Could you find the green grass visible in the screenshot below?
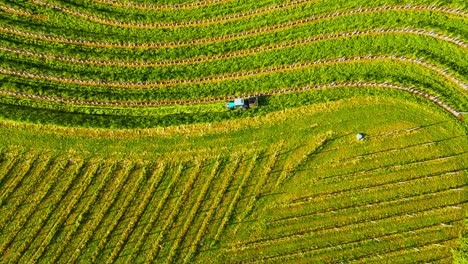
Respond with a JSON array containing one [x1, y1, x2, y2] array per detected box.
[[0, 98, 466, 263]]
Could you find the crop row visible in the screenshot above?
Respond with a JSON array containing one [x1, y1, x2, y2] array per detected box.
[[297, 146, 468, 185], [183, 157, 241, 263], [88, 166, 146, 263], [276, 223, 462, 263], [145, 163, 201, 263], [231, 147, 282, 237], [105, 164, 164, 263], [67, 161, 135, 263], [287, 140, 467, 203], [161, 161, 216, 263], [17, 161, 101, 263], [0, 154, 55, 235], [45, 161, 116, 263], [0, 4, 45, 20], [212, 154, 260, 244], [352, 235, 458, 263], [0, 153, 38, 207], [33, 0, 289, 27], [267, 181, 466, 237], [1, 55, 465, 91], [162, 159, 224, 264], [1, 32, 465, 102], [274, 169, 466, 228], [0, 85, 462, 130], [0, 81, 462, 122], [244, 168, 466, 241], [0, 149, 23, 193], [32, 0, 317, 29], [123, 164, 181, 263], [89, 0, 230, 10], [228, 206, 464, 262], [295, 159, 466, 204], [0, 159, 85, 262], [1, 5, 466, 49], [274, 137, 330, 187], [87, 164, 142, 262], [1, 28, 464, 69], [291, 170, 465, 213]]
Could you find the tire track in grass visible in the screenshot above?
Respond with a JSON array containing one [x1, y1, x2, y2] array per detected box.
[[32, 0, 320, 29], [89, 0, 231, 10], [0, 5, 465, 48], [1, 28, 464, 67], [0, 56, 465, 91]]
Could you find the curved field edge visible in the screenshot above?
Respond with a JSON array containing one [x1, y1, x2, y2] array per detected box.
[[0, 97, 466, 263]]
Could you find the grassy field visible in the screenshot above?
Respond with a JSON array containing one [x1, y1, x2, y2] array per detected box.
[[0, 0, 467, 262]]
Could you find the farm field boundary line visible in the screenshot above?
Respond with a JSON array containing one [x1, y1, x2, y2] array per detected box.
[[0, 81, 462, 118], [0, 55, 465, 90], [32, 0, 321, 29], [89, 0, 231, 10], [0, 28, 465, 67], [1, 5, 466, 48]]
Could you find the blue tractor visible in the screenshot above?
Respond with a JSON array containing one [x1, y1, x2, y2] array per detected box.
[[226, 97, 258, 110]]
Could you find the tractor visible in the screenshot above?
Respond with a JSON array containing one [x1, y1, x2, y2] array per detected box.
[[226, 96, 258, 110]]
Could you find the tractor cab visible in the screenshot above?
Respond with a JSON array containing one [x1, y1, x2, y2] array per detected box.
[[226, 97, 258, 110]]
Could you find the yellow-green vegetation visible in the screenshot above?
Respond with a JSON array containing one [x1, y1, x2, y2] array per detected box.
[[0, 98, 467, 263], [0, 0, 467, 262]]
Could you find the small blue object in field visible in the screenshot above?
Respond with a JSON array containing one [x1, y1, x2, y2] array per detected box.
[[356, 133, 365, 140]]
